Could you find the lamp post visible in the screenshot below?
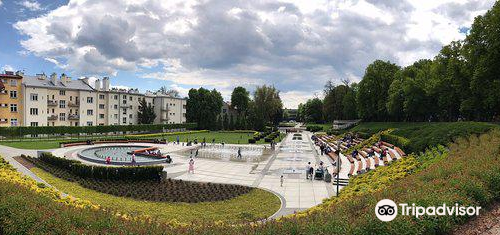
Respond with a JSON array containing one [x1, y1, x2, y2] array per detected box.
[[335, 148, 341, 197]]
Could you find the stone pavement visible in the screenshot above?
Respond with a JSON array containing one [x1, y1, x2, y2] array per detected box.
[[0, 130, 337, 218]]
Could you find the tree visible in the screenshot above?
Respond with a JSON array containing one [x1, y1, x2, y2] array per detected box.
[[186, 88, 223, 130], [231, 87, 250, 115], [303, 98, 324, 123], [158, 86, 180, 98], [137, 99, 156, 124], [252, 85, 283, 130], [357, 60, 400, 121]]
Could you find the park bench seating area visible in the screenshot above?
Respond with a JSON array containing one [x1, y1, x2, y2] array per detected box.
[[313, 134, 406, 178]]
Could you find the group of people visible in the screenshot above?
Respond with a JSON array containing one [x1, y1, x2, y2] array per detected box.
[[305, 161, 326, 180]]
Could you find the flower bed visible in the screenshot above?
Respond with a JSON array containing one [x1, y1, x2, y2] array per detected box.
[[25, 154, 253, 203]]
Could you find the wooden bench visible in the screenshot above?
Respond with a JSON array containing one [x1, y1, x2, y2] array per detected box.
[[357, 160, 363, 174], [381, 141, 394, 148], [348, 163, 355, 177], [359, 151, 372, 171], [394, 146, 406, 156]]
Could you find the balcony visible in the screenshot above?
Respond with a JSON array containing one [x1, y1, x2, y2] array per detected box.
[[47, 115, 57, 120], [68, 114, 79, 120], [47, 100, 57, 106], [68, 102, 79, 107]]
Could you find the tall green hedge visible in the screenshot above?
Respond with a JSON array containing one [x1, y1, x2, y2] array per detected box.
[[38, 153, 163, 181], [0, 123, 196, 138]]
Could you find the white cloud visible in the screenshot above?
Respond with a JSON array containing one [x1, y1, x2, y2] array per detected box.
[[0, 0, 3, 7], [13, 0, 497, 108], [20, 0, 42, 11], [2, 65, 14, 72]]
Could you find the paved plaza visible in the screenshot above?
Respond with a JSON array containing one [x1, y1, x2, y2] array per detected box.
[[1, 130, 341, 218]]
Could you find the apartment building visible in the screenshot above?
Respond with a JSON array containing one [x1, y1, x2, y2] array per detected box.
[[153, 93, 187, 124], [0, 71, 23, 127], [17, 72, 186, 127], [23, 73, 98, 127]]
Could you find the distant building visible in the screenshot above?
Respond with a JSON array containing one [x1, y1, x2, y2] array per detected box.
[[1, 70, 187, 127], [0, 71, 23, 127], [220, 101, 237, 118]]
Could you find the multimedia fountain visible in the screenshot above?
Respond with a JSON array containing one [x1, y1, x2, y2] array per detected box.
[[180, 144, 271, 162], [78, 145, 168, 165]]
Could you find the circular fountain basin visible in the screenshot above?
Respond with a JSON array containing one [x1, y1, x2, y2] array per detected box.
[[78, 145, 168, 165]]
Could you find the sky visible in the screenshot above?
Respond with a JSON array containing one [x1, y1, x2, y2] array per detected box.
[[0, 0, 496, 108]]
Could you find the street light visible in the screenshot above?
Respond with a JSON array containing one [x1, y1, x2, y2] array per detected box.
[[335, 148, 341, 197]]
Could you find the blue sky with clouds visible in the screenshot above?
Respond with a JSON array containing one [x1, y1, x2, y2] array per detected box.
[[0, 0, 496, 108]]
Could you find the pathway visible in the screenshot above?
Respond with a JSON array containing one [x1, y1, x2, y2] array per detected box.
[[0, 131, 335, 219]]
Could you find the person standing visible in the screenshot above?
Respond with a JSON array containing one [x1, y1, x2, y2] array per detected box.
[[176, 135, 180, 145], [131, 153, 136, 165], [305, 162, 311, 179], [188, 157, 195, 174], [280, 175, 284, 187]]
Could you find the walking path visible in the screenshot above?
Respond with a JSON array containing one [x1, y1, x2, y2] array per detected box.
[[0, 130, 335, 218]]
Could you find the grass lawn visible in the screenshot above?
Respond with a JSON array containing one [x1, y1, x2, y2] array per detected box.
[[306, 123, 332, 131], [0, 131, 286, 150], [31, 167, 281, 223], [0, 141, 62, 150]]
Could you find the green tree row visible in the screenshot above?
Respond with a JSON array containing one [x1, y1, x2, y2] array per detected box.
[[186, 85, 283, 131]]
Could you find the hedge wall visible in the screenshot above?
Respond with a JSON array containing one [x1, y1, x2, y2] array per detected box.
[[38, 153, 163, 181], [0, 123, 197, 138]]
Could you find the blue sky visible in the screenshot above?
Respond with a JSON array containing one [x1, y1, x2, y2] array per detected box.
[[0, 0, 496, 108]]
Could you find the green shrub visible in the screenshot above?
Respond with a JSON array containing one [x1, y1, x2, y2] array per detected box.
[[0, 123, 197, 138], [248, 138, 256, 144], [37, 153, 162, 181]]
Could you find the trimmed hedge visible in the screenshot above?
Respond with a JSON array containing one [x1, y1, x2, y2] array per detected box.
[[0, 123, 197, 138], [38, 153, 163, 181], [306, 125, 323, 132]]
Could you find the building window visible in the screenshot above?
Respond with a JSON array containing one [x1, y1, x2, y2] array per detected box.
[[59, 90, 66, 96], [9, 91, 17, 99], [87, 97, 93, 103], [114, 104, 118, 109], [30, 93, 38, 101], [59, 100, 66, 108], [99, 114, 105, 119], [59, 113, 66, 121], [87, 121, 93, 126], [129, 114, 133, 118], [114, 114, 118, 119], [87, 109, 94, 116], [10, 104, 17, 112], [30, 122, 38, 127], [122, 117, 126, 124], [10, 118, 18, 126], [122, 109, 126, 115], [99, 94, 105, 99], [129, 96, 133, 101], [114, 95, 118, 100], [99, 104, 105, 109], [10, 79, 17, 86], [30, 108, 38, 115], [122, 99, 127, 105]]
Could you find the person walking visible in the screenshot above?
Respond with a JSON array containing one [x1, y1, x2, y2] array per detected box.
[[188, 157, 195, 174], [305, 162, 311, 179], [280, 175, 284, 187], [237, 147, 242, 158], [309, 165, 314, 181]]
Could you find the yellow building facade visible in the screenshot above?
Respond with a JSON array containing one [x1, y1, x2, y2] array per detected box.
[[0, 72, 23, 127]]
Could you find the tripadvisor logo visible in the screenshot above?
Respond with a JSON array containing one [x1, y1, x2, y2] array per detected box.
[[375, 199, 481, 222]]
